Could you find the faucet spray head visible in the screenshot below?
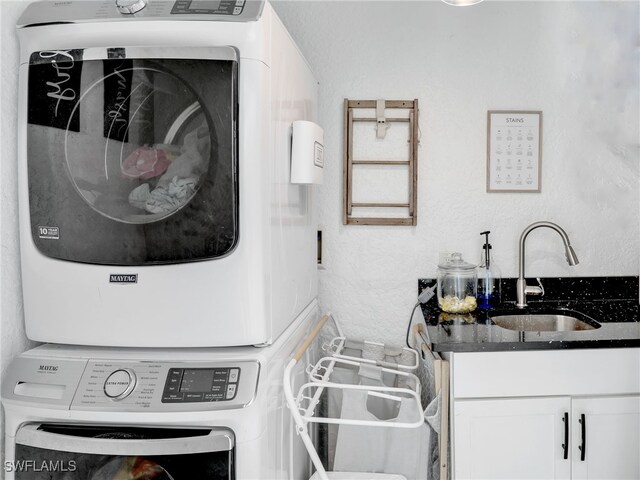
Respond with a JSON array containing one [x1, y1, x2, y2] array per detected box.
[[565, 245, 579, 266]]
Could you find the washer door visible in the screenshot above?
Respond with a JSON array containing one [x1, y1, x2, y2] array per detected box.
[[12, 424, 234, 479], [26, 47, 238, 265]]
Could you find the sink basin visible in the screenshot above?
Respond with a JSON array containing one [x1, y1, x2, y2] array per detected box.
[[491, 314, 600, 332]]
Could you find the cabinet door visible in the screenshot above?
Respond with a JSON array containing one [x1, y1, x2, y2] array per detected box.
[[454, 397, 571, 480], [572, 395, 640, 479]]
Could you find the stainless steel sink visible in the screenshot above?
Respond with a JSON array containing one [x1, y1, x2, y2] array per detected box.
[[491, 314, 600, 332]]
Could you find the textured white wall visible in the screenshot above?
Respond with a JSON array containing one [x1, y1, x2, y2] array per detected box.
[[272, 0, 640, 344], [1, 0, 35, 468], [0, 1, 638, 385]]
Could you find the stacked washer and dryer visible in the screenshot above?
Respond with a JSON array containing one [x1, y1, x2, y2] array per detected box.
[[2, 1, 322, 478]]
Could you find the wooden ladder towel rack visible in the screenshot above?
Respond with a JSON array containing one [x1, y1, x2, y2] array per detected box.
[[343, 98, 419, 226]]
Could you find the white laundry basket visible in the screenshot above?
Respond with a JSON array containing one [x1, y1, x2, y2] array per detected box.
[[284, 315, 441, 480]]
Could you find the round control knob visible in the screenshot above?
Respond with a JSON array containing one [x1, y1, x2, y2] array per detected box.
[[115, 0, 148, 15], [104, 369, 136, 400]]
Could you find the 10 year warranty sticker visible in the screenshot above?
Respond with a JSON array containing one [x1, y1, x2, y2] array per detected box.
[[38, 226, 59, 240]]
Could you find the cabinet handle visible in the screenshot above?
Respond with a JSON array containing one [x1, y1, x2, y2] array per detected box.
[[579, 413, 586, 461], [562, 412, 569, 460]]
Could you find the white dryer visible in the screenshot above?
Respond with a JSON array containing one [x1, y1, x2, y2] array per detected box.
[[16, 0, 320, 347], [1, 302, 320, 480]]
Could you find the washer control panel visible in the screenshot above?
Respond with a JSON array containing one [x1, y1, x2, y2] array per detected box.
[[71, 360, 259, 412]]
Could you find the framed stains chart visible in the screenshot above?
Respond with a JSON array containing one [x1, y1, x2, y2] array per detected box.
[[487, 111, 542, 192]]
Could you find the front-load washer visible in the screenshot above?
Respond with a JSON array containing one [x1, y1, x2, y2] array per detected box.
[[16, 0, 319, 347], [1, 302, 321, 480]]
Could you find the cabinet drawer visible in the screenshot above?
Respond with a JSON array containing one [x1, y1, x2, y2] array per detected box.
[[451, 348, 640, 399]]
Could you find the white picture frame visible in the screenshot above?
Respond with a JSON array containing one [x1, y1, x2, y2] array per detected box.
[[487, 110, 542, 193]]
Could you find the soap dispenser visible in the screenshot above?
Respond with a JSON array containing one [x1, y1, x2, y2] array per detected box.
[[478, 231, 501, 309]]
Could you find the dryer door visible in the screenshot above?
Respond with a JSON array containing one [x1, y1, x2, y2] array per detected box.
[[26, 47, 238, 265]]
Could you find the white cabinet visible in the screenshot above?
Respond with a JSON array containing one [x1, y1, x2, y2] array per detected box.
[[572, 396, 640, 479], [448, 348, 640, 480], [454, 395, 640, 480], [454, 396, 571, 479]]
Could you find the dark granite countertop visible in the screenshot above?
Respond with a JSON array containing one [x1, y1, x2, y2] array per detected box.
[[418, 276, 640, 353]]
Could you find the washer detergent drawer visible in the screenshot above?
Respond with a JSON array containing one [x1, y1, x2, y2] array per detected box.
[[10, 423, 234, 479]]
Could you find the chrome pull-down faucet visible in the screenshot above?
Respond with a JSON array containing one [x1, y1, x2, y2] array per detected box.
[[516, 221, 579, 308]]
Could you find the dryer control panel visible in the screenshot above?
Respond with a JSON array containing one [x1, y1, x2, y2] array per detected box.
[[171, 1, 249, 16], [17, 0, 265, 28]]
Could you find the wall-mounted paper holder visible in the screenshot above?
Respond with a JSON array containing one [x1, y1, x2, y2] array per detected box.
[[291, 120, 324, 184]]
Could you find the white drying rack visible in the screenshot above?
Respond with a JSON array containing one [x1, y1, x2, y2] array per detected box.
[[284, 315, 427, 480], [322, 313, 420, 372], [301, 356, 424, 428]]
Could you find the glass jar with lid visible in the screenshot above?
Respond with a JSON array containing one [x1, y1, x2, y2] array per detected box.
[[437, 252, 478, 313]]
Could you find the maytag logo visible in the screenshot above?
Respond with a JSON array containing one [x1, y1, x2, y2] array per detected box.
[[109, 274, 138, 284], [39, 365, 58, 372]]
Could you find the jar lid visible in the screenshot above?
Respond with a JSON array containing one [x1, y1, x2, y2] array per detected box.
[[438, 252, 477, 271]]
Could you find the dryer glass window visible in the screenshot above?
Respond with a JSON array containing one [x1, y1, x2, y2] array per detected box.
[[26, 49, 238, 265]]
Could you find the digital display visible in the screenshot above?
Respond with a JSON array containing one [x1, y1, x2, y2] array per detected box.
[[190, 1, 222, 9], [171, 0, 244, 15], [179, 369, 216, 392], [162, 367, 240, 403]]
